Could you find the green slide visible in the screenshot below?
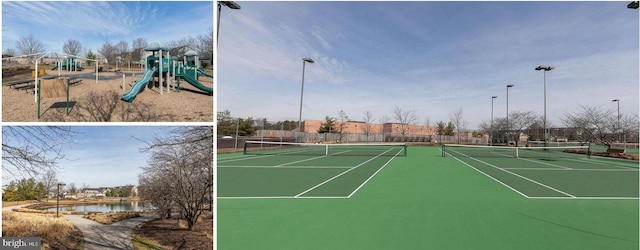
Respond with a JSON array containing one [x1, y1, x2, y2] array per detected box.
[[121, 68, 156, 103], [178, 73, 213, 95], [197, 67, 213, 78]]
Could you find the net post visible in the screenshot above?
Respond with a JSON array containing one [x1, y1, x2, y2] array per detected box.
[[516, 147, 519, 158], [441, 144, 445, 157], [325, 144, 329, 156], [242, 141, 247, 155], [587, 142, 591, 159], [403, 143, 407, 156]]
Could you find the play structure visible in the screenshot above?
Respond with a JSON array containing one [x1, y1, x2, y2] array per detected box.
[[52, 55, 83, 71], [121, 43, 213, 103]]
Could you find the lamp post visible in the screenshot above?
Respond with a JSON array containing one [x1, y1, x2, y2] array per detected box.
[[506, 84, 514, 145], [628, 1, 639, 9], [535, 65, 554, 147], [297, 57, 314, 142], [491, 96, 498, 146], [56, 182, 66, 217], [612, 99, 620, 142], [217, 1, 241, 46]]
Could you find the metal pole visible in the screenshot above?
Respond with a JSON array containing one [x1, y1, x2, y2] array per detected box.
[[298, 60, 306, 142], [543, 70, 547, 147], [491, 96, 497, 146], [56, 184, 60, 217]]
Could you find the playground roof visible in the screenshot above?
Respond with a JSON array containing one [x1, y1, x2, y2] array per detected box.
[[145, 41, 169, 51], [184, 50, 198, 57]]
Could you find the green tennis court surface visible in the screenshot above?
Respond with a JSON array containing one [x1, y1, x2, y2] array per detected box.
[[218, 146, 639, 249]]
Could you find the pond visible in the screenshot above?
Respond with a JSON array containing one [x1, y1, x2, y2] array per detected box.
[[45, 201, 149, 212]]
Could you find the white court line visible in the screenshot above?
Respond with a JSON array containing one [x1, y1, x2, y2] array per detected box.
[[294, 148, 395, 197], [528, 196, 638, 200], [347, 148, 404, 198], [444, 150, 530, 198], [448, 148, 576, 198], [518, 157, 572, 170], [217, 165, 353, 169], [217, 154, 276, 163], [218, 196, 349, 199], [566, 157, 638, 170], [274, 150, 353, 167], [502, 168, 638, 172]]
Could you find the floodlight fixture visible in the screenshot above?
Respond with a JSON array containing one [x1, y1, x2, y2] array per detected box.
[[535, 65, 555, 71], [303, 58, 315, 63], [220, 1, 241, 9], [628, 1, 639, 9]]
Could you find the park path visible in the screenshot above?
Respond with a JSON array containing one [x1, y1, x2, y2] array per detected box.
[[64, 214, 156, 250]]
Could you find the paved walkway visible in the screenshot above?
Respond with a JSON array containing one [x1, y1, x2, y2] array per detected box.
[[64, 214, 156, 250]]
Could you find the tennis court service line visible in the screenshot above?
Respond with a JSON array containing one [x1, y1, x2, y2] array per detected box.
[[347, 148, 403, 198], [294, 148, 395, 198], [274, 150, 355, 167], [217, 165, 353, 169], [448, 148, 577, 198], [217, 154, 276, 163], [517, 157, 573, 170]]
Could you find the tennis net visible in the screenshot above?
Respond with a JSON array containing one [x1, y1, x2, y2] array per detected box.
[[243, 141, 407, 156], [442, 144, 590, 159]]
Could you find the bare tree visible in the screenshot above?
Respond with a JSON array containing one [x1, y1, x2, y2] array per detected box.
[[98, 40, 117, 66], [62, 39, 83, 55], [67, 183, 77, 196], [563, 105, 617, 146], [115, 40, 129, 57], [131, 38, 148, 62], [38, 170, 58, 202], [196, 27, 214, 61], [392, 107, 419, 142], [2, 127, 76, 179], [362, 110, 375, 142], [337, 110, 349, 142], [509, 110, 539, 146], [3, 48, 17, 57], [138, 127, 213, 230], [449, 107, 466, 144], [16, 35, 44, 56]]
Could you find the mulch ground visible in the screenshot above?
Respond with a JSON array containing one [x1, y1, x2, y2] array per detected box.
[[133, 216, 213, 250]]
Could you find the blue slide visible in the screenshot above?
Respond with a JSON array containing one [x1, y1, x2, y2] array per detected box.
[[121, 68, 156, 103]]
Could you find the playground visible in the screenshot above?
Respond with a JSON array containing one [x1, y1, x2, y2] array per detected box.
[[2, 48, 213, 122]]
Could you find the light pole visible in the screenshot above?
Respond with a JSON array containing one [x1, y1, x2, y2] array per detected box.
[[506, 84, 514, 145], [612, 99, 620, 142], [297, 57, 314, 142], [217, 1, 241, 46], [491, 96, 498, 146], [628, 1, 639, 9], [56, 182, 66, 217], [535, 65, 554, 146]]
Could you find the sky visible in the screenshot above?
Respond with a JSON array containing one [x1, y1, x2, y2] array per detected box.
[[2, 1, 213, 56], [218, 1, 639, 130], [3, 126, 176, 188]]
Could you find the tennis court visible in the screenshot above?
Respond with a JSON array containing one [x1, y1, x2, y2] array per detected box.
[[218, 145, 639, 250], [218, 142, 407, 198], [443, 144, 639, 199]]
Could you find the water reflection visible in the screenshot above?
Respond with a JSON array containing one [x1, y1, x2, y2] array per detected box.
[[46, 201, 149, 212]]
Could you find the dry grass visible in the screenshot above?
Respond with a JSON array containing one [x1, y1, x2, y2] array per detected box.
[[2, 211, 83, 249], [12, 207, 84, 215], [83, 211, 141, 225]]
